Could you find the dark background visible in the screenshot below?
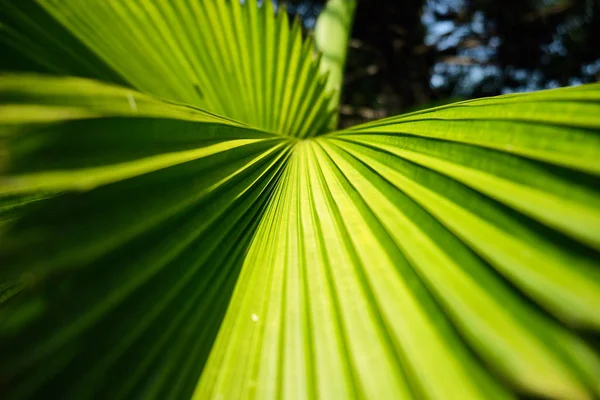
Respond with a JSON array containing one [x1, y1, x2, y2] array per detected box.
[[284, 0, 600, 127]]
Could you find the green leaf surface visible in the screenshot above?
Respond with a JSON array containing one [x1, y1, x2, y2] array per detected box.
[[2, 75, 599, 400], [1, 0, 336, 137], [0, 0, 126, 83], [1, 1, 600, 400], [0, 75, 293, 399]]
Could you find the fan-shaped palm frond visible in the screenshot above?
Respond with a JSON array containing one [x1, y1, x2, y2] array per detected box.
[[1, 1, 599, 399]]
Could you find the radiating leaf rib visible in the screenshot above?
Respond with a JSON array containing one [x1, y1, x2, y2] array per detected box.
[[276, 16, 305, 135], [334, 137, 600, 327], [281, 36, 316, 136], [1, 2, 600, 400], [270, 3, 291, 133], [0, 280, 23, 304], [309, 140, 513, 400], [0, 0, 125, 83], [358, 84, 600, 124], [194, 83, 599, 399], [1, 0, 336, 136], [0, 74, 294, 399], [320, 138, 599, 396], [0, 192, 56, 224], [0, 75, 286, 196], [246, 0, 263, 128], [0, 74, 243, 126], [1, 140, 288, 281], [260, 0, 275, 131], [190, 0, 243, 119], [1, 139, 284, 194], [2, 174, 279, 398], [196, 142, 410, 400], [339, 136, 600, 248], [343, 84, 600, 173], [196, 140, 517, 400], [82, 155, 289, 400]]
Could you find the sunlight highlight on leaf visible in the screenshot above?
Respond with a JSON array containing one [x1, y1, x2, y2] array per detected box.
[[0, 1, 599, 400], [2, 0, 336, 137]]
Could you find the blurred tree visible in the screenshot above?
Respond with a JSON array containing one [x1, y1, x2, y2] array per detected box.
[[284, 0, 600, 127]]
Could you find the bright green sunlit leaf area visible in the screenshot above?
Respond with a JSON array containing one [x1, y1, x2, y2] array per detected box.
[[0, 1, 599, 399]]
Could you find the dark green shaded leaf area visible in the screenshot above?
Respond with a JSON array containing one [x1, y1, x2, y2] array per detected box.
[[0, 1, 126, 83], [1, 1, 600, 400], [0, 76, 292, 400]]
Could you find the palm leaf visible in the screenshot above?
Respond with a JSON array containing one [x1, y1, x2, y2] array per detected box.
[[1, 1, 599, 400], [196, 86, 600, 400], [1, 0, 336, 137], [0, 75, 291, 399], [0, 1, 126, 83]]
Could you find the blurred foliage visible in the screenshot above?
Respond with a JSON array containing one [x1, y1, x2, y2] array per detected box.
[[283, 0, 600, 127]]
